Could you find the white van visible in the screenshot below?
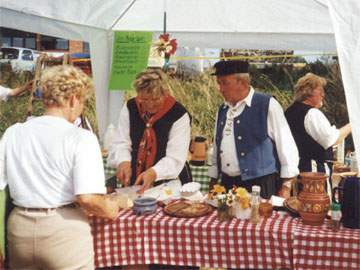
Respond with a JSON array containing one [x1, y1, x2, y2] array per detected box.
[[0, 47, 39, 72]]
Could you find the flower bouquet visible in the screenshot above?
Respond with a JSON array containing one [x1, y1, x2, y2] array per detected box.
[[209, 184, 235, 221], [231, 187, 251, 220], [152, 33, 177, 70]]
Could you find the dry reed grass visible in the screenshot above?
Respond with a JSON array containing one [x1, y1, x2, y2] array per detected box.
[[1, 63, 348, 145]]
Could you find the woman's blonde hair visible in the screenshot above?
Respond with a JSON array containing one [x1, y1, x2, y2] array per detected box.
[[294, 73, 327, 102], [40, 65, 93, 107], [133, 68, 169, 96]]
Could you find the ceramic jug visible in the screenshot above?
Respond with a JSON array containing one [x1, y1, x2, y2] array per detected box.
[[298, 172, 330, 225]]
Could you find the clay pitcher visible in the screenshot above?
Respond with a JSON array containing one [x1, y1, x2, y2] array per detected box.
[[190, 136, 207, 164], [298, 172, 330, 225]]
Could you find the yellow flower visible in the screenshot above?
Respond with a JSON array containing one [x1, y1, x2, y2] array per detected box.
[[212, 184, 226, 194], [238, 197, 250, 209], [235, 187, 248, 198]]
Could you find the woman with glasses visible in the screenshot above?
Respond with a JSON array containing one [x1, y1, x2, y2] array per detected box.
[[285, 73, 351, 195], [108, 68, 192, 194]]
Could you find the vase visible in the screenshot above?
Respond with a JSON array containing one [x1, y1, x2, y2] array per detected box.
[[298, 172, 330, 225], [217, 203, 232, 222], [231, 202, 251, 220]]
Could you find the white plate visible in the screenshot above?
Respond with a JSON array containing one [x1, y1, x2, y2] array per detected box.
[[115, 185, 142, 201], [143, 179, 182, 201], [204, 198, 218, 208], [181, 191, 204, 202]]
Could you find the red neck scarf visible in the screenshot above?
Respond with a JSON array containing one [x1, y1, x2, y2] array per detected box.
[[135, 95, 176, 177]]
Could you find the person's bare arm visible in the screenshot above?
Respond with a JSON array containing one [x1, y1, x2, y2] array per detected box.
[[76, 194, 122, 219], [335, 123, 351, 145], [9, 80, 33, 97]]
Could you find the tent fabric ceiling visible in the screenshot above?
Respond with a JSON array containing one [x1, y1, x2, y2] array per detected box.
[[2, 0, 333, 34], [1, 0, 336, 51], [0, 0, 135, 30], [114, 0, 333, 34], [113, 0, 337, 50]]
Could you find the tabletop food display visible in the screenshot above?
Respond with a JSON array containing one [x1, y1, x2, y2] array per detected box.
[[90, 167, 360, 270]]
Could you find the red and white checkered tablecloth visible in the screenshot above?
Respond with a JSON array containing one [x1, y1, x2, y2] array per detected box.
[[293, 219, 360, 270], [91, 209, 295, 269]]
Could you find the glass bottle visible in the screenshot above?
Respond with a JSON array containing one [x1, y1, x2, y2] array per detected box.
[[330, 203, 341, 231], [250, 185, 261, 224]]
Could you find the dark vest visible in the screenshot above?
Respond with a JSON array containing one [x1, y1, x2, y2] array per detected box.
[[127, 98, 190, 184], [285, 101, 333, 172], [215, 92, 279, 181]]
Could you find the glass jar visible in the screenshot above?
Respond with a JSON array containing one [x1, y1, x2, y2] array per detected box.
[[217, 203, 232, 222], [330, 202, 342, 231]]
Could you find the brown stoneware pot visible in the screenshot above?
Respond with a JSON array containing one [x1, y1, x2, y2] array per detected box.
[[298, 172, 330, 225], [190, 136, 207, 162]]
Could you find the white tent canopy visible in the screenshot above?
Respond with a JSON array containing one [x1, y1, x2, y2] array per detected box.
[[114, 0, 336, 51], [1, 0, 360, 163]]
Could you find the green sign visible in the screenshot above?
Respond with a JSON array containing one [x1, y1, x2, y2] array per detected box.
[[109, 31, 153, 90]]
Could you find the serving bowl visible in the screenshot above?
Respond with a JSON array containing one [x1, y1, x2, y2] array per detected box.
[[133, 197, 157, 215]]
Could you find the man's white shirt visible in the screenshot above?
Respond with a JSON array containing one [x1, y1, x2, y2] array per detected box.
[[208, 87, 299, 178]]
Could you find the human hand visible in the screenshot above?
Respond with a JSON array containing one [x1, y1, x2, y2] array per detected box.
[[278, 177, 298, 198], [76, 194, 121, 220], [10, 80, 34, 97], [116, 161, 132, 186], [134, 168, 157, 194], [105, 195, 122, 220], [277, 185, 291, 199]]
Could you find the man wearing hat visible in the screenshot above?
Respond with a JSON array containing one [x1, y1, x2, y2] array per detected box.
[[208, 60, 299, 199]]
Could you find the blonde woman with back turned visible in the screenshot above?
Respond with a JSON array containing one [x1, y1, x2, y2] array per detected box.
[[0, 65, 122, 269]]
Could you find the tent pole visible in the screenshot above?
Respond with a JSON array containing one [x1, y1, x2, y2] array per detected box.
[[109, 0, 137, 31], [163, 0, 167, 34]]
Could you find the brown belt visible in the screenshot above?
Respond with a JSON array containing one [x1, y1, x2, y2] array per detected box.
[[16, 203, 77, 212]]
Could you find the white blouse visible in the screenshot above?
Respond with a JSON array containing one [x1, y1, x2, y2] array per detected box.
[[304, 108, 339, 149], [107, 104, 191, 181]]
